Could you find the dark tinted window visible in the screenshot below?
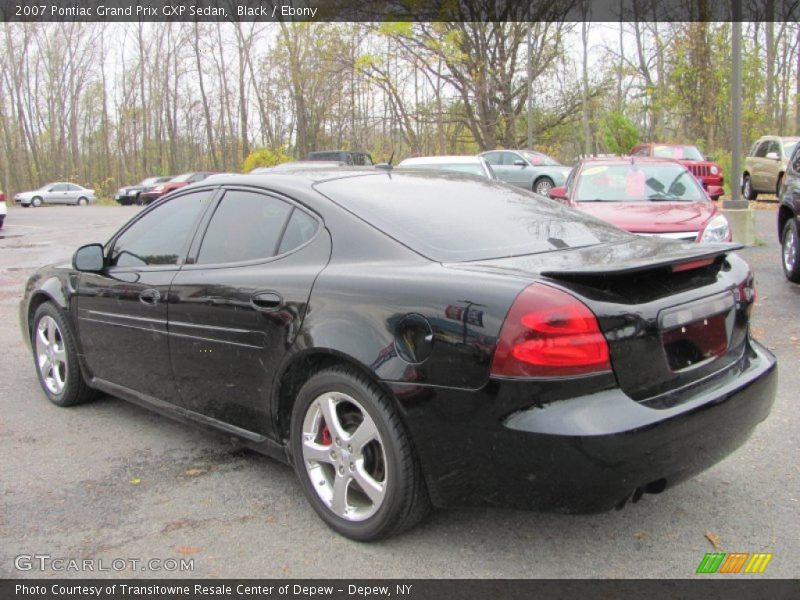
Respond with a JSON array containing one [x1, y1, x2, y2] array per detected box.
[[791, 145, 800, 173], [111, 191, 208, 267], [755, 141, 770, 158], [197, 190, 292, 264], [317, 173, 628, 262], [278, 209, 319, 254]]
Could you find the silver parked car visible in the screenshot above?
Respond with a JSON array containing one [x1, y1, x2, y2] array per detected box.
[[14, 182, 96, 207], [479, 149, 571, 195], [397, 155, 496, 179]]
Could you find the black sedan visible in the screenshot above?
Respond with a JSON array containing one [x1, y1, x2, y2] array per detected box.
[[19, 169, 777, 541], [114, 176, 173, 206]]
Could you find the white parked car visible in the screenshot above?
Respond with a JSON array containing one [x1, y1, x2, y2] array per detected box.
[[398, 155, 497, 179], [14, 183, 96, 207]]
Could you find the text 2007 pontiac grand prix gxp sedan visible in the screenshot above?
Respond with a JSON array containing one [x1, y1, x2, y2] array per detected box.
[[20, 169, 777, 541]]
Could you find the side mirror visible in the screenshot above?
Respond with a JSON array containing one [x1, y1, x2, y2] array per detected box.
[[706, 185, 724, 201], [705, 156, 715, 162], [548, 186, 569, 201], [766, 151, 780, 160], [73, 243, 105, 272], [513, 159, 526, 167]]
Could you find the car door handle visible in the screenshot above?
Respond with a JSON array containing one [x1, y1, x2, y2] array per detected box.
[[139, 289, 161, 305], [251, 291, 283, 312]]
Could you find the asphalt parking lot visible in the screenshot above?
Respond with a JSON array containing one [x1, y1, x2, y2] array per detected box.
[[0, 204, 798, 579]]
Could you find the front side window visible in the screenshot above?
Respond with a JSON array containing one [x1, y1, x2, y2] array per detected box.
[[197, 190, 293, 264], [755, 141, 770, 158], [110, 191, 208, 268], [51, 184, 68, 192]]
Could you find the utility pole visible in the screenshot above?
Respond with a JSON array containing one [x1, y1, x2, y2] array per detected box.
[[527, 21, 533, 149], [722, 0, 756, 243]]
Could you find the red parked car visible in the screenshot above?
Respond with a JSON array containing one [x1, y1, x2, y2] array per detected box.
[[630, 143, 723, 190], [137, 172, 216, 205], [548, 157, 731, 243]]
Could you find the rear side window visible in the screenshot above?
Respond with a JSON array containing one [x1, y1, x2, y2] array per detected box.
[[197, 190, 293, 264], [278, 209, 319, 254], [482, 152, 502, 166]]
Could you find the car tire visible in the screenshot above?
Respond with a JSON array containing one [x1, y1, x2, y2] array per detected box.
[[31, 303, 96, 407], [31, 196, 43, 207], [290, 367, 430, 541], [742, 175, 757, 201], [533, 177, 555, 196], [0, 216, 4, 228], [77, 197, 88, 206], [782, 218, 800, 283]]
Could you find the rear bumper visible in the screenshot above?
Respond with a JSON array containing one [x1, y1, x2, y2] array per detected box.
[[393, 339, 776, 512]]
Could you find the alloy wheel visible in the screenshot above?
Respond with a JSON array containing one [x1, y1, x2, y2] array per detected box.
[[35, 315, 67, 395], [784, 227, 798, 273], [301, 391, 387, 522], [535, 179, 553, 196]]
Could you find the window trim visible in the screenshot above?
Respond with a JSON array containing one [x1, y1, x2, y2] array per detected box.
[[104, 187, 220, 272], [182, 185, 324, 271]]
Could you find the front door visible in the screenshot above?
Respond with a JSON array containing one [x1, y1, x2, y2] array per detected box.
[[167, 187, 331, 437], [76, 190, 213, 401]]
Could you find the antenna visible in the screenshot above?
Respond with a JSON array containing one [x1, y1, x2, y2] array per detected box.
[[376, 151, 395, 170]]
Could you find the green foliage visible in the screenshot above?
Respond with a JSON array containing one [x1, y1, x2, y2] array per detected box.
[[599, 112, 640, 155], [242, 148, 291, 173]]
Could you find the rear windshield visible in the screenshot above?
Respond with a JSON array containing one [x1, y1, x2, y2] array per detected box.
[[316, 172, 628, 262]]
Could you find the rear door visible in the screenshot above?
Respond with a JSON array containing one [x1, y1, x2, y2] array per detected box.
[[167, 187, 331, 437], [76, 190, 213, 401]]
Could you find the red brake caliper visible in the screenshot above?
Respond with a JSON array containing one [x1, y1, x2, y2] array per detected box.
[[321, 423, 332, 446]]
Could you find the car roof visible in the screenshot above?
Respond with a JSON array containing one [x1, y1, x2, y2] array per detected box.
[[399, 156, 485, 165], [757, 135, 800, 142]]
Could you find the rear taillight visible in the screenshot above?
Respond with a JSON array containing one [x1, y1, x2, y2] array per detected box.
[[491, 283, 611, 378]]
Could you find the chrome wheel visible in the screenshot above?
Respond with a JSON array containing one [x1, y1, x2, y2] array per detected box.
[[35, 315, 67, 395], [301, 391, 386, 522], [784, 226, 798, 273], [534, 178, 553, 196]]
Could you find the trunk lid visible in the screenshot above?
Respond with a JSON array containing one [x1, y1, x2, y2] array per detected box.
[[447, 237, 753, 405]]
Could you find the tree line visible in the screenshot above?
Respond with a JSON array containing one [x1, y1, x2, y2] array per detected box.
[[1, 6, 799, 197]]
